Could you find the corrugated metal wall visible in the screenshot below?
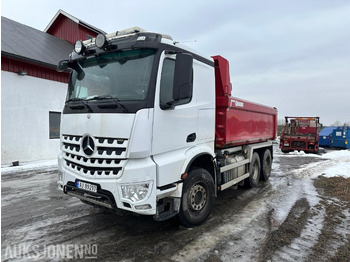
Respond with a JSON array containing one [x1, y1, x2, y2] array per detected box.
[[1, 56, 69, 83]]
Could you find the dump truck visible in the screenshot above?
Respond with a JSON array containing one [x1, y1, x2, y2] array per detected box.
[[57, 27, 277, 226], [280, 116, 321, 153]]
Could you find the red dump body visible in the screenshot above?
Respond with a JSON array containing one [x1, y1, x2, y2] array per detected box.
[[212, 55, 277, 148]]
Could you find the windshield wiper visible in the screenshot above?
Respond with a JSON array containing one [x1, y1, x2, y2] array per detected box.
[[66, 98, 92, 112], [86, 95, 129, 113], [66, 98, 85, 103]]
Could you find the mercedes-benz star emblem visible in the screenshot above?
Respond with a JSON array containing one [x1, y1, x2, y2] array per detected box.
[[82, 135, 95, 156]]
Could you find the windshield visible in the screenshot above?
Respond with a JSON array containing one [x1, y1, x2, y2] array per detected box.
[[67, 49, 156, 101]]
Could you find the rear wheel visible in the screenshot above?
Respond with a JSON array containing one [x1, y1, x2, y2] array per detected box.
[[261, 149, 272, 181], [245, 152, 261, 188], [179, 168, 215, 227]]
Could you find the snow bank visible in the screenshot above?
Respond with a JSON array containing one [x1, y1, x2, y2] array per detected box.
[[322, 162, 350, 178], [1, 159, 57, 174], [285, 150, 306, 156], [321, 150, 350, 178], [280, 149, 350, 179], [321, 150, 350, 160]]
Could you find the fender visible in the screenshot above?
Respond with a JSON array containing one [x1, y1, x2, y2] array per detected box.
[[182, 144, 218, 197], [246, 141, 273, 160], [167, 144, 216, 199], [182, 144, 216, 174]]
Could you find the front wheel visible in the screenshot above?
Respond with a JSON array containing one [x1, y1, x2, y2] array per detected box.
[[179, 168, 215, 227]]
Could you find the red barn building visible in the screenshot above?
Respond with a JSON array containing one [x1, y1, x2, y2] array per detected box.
[[45, 9, 106, 44], [1, 10, 105, 165]]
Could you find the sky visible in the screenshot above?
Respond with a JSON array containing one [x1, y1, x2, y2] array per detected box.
[[1, 0, 350, 125]]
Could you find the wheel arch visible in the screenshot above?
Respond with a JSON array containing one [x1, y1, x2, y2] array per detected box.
[[246, 142, 273, 161], [185, 153, 216, 177], [257, 145, 273, 161], [182, 149, 217, 196]]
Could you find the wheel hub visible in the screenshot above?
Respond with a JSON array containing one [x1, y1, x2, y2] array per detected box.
[[189, 184, 207, 211]]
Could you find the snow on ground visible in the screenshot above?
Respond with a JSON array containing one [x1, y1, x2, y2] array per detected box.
[[320, 150, 350, 178], [1, 159, 57, 174], [270, 148, 350, 233], [322, 161, 350, 178], [1, 147, 349, 261], [281, 149, 350, 179]]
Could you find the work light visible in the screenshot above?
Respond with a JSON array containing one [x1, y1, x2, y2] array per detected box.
[[95, 34, 107, 49], [74, 40, 86, 55]]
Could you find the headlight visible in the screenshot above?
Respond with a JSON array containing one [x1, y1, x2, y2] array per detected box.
[[121, 182, 151, 202]]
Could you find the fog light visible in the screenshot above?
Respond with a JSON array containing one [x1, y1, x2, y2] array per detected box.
[[135, 204, 152, 210], [121, 182, 151, 202]]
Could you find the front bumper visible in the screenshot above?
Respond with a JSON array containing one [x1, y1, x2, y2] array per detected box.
[[58, 155, 157, 215], [279, 138, 318, 152]]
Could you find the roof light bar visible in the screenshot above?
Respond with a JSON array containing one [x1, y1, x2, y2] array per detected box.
[[74, 27, 174, 54]]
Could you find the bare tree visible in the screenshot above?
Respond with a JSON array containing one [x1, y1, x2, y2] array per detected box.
[[331, 121, 342, 126]]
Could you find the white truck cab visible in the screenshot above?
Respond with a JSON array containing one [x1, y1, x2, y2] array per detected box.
[[57, 27, 216, 226]]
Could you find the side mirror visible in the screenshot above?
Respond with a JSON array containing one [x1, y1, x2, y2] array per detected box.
[[173, 53, 193, 101], [56, 60, 69, 72], [57, 60, 85, 81]]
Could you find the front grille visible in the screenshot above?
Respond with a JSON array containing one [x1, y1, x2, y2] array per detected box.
[[62, 134, 127, 177], [291, 141, 306, 149]]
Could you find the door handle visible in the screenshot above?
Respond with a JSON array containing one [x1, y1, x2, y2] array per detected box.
[[187, 133, 196, 143]]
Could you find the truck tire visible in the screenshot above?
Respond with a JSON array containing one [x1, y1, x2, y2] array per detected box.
[[245, 152, 261, 188], [261, 149, 272, 181], [179, 168, 215, 227]]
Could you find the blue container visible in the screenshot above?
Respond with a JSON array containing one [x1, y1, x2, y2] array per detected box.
[[332, 127, 350, 149], [319, 127, 337, 147]]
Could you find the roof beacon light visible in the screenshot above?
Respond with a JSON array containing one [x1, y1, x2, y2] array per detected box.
[[96, 33, 107, 49], [74, 40, 86, 55]]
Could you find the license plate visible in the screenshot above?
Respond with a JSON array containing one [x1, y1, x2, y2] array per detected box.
[[76, 180, 97, 193]]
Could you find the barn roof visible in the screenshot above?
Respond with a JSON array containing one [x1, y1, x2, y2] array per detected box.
[[44, 9, 106, 35], [1, 16, 73, 68]]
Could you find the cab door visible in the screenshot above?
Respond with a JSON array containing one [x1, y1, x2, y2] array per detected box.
[[152, 52, 198, 186], [152, 51, 215, 187], [152, 52, 197, 155]]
